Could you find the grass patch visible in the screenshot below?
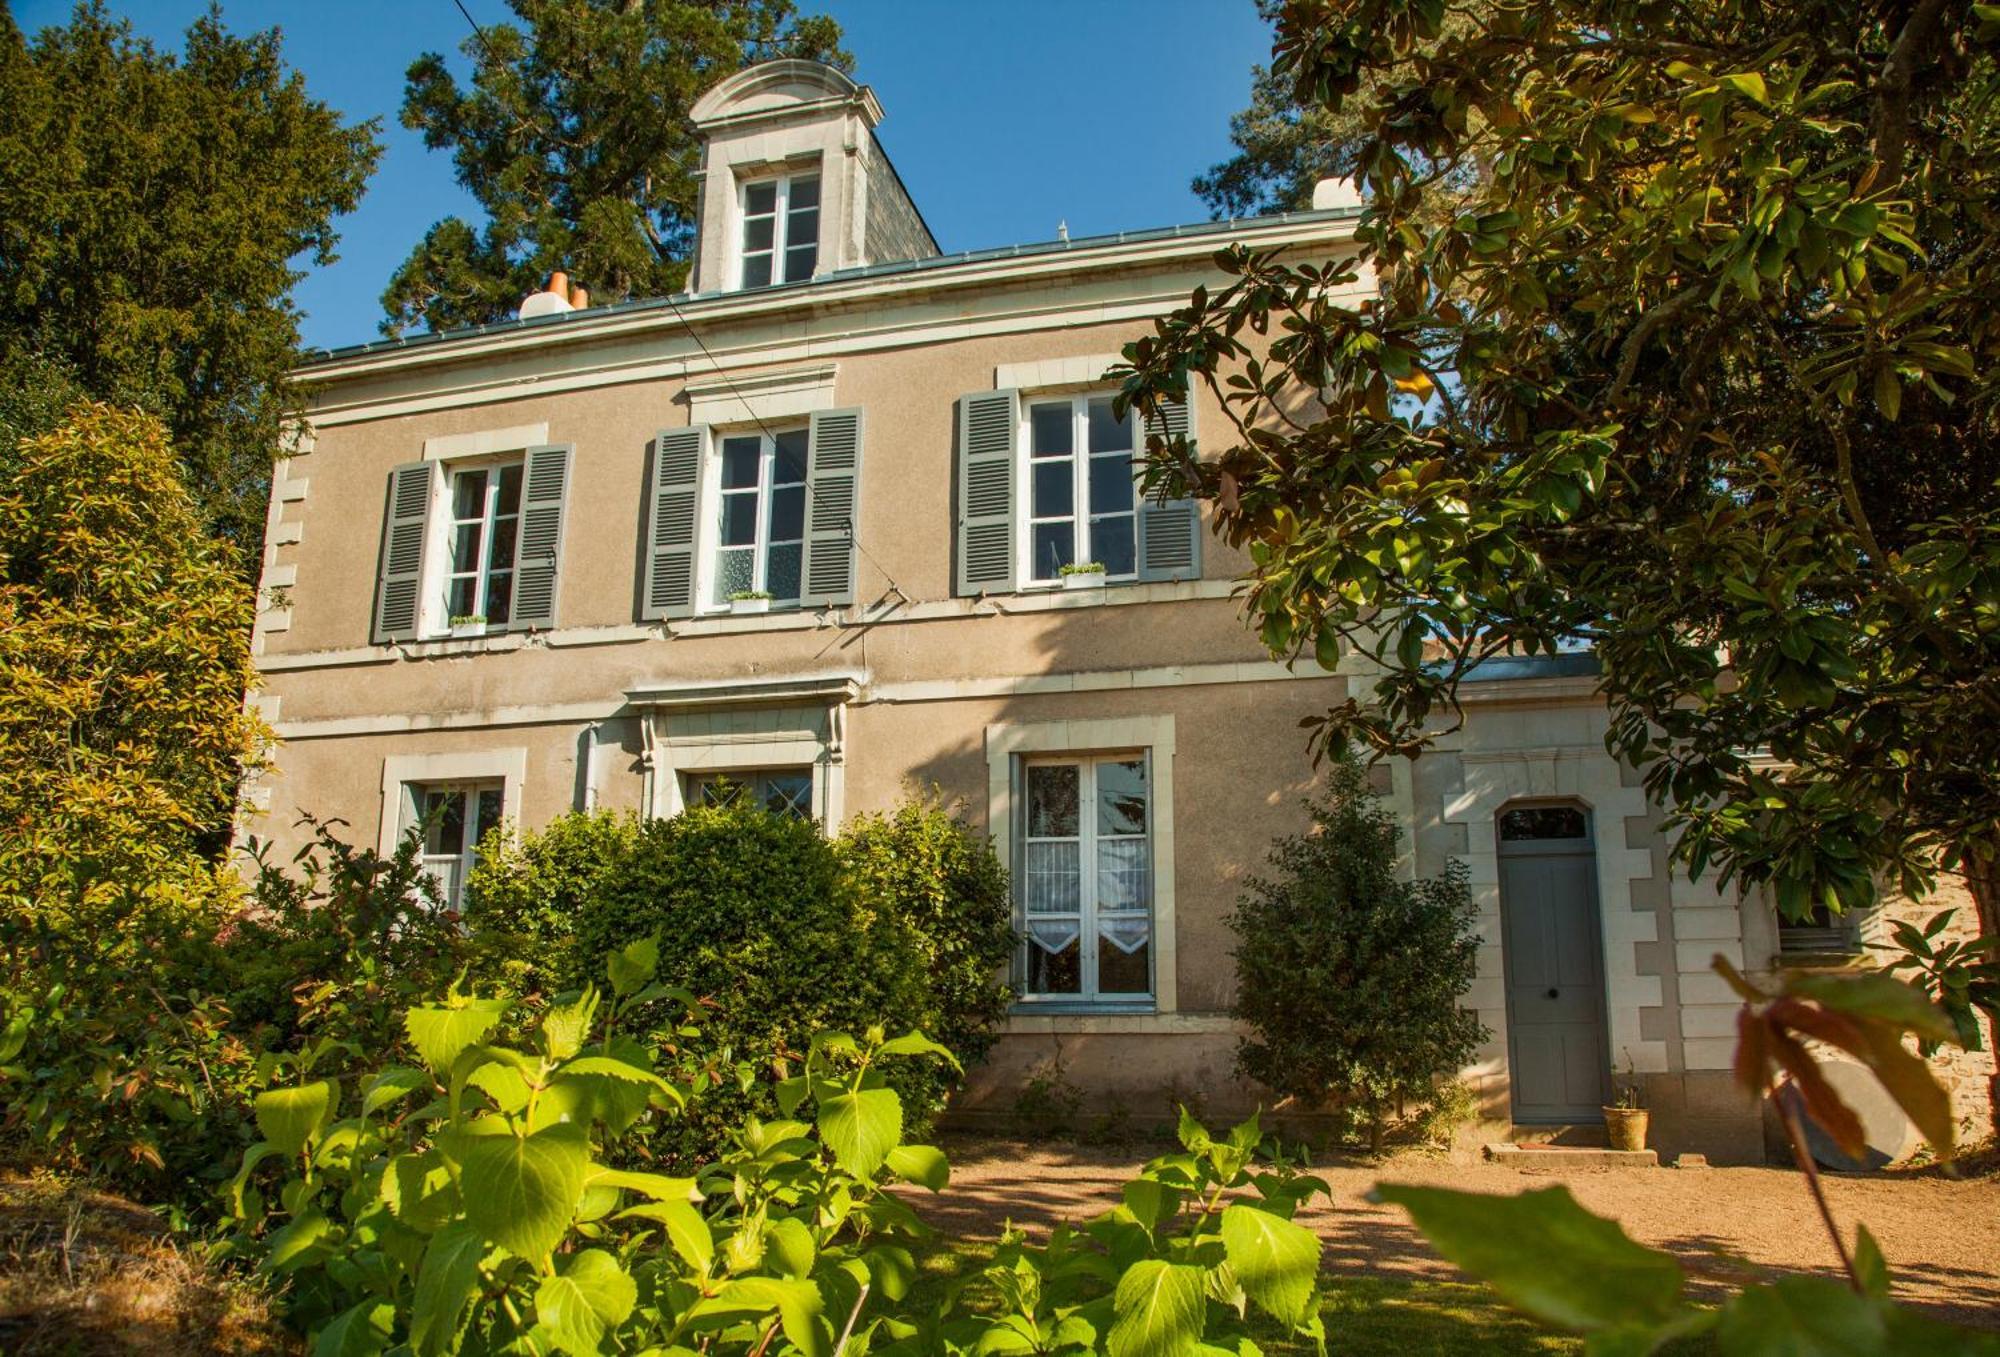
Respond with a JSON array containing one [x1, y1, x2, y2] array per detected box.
[[0, 1172, 290, 1355]]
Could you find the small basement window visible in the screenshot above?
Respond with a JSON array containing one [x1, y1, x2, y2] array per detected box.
[[1777, 903, 1862, 957]]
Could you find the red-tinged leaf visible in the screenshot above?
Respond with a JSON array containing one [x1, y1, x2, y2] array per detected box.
[[1853, 1024, 1955, 1161], [1765, 997, 1869, 1059], [1784, 971, 1955, 1047], [1712, 954, 1764, 1002], [1770, 1033, 1867, 1160], [1734, 1007, 1773, 1098]]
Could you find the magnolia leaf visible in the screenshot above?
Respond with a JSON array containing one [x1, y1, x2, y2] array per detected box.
[[256, 1080, 338, 1157], [1783, 971, 1955, 1046], [1108, 1259, 1207, 1357], [535, 1249, 636, 1356], [458, 1125, 591, 1268], [818, 1084, 902, 1178], [405, 1000, 508, 1075], [885, 1143, 950, 1192], [1373, 1185, 1686, 1333], [618, 1199, 713, 1271], [1219, 1204, 1320, 1325], [312, 1298, 395, 1357], [410, 1222, 486, 1356]]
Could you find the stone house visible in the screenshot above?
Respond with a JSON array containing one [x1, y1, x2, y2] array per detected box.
[[245, 59, 1991, 1162]]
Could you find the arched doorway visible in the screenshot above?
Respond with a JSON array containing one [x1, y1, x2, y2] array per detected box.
[[1498, 801, 1613, 1123]]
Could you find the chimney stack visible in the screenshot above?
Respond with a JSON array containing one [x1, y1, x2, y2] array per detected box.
[[517, 269, 578, 320]]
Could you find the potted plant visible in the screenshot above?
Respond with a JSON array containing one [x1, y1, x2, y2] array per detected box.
[[728, 590, 773, 615], [448, 613, 487, 638], [1603, 1059, 1648, 1151], [1059, 561, 1108, 591]]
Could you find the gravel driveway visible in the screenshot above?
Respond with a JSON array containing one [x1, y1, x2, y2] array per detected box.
[[924, 1137, 2000, 1328]]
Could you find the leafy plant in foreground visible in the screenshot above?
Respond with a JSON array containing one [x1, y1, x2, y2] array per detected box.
[[220, 937, 959, 1355], [910, 1111, 1331, 1357]]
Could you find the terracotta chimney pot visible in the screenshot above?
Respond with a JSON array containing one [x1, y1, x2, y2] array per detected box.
[[547, 269, 569, 297], [568, 285, 589, 310]]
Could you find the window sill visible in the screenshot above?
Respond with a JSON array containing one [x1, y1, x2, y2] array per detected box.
[[398, 631, 528, 657], [1011, 1000, 1156, 1015], [1004, 1009, 1240, 1036], [674, 608, 827, 638]]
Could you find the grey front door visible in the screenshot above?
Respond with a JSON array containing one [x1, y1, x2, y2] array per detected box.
[[1498, 806, 1611, 1122]]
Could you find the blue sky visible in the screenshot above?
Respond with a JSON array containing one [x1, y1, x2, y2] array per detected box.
[[14, 1, 1276, 351]]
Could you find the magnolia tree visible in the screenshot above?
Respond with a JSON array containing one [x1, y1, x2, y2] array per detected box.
[[1120, 1, 2000, 1102]]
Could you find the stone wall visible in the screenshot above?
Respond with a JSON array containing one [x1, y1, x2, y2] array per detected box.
[[862, 138, 937, 268]]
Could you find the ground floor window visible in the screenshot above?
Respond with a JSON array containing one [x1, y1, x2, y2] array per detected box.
[[411, 780, 503, 909], [684, 767, 814, 820], [1019, 752, 1153, 1001]]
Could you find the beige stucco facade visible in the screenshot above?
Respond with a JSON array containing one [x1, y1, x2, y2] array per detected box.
[[248, 61, 1989, 1163]]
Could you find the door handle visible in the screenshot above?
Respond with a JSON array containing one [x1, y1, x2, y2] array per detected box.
[[1546, 987, 1560, 1000]]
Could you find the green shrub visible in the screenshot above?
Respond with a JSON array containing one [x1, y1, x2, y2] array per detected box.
[[1230, 752, 1486, 1148], [0, 817, 475, 1215], [837, 794, 1016, 1070], [572, 801, 935, 1162], [464, 807, 637, 995]]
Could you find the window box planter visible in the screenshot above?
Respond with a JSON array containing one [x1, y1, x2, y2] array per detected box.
[[1060, 565, 1108, 592], [729, 594, 773, 616], [448, 616, 488, 639]]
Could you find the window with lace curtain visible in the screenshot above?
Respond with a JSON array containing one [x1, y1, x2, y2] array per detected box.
[[1019, 753, 1153, 1002]]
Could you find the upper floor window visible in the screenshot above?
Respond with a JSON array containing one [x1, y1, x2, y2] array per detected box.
[[1020, 753, 1154, 1002], [1026, 395, 1139, 583], [741, 173, 820, 288], [714, 428, 807, 606], [444, 460, 523, 629]]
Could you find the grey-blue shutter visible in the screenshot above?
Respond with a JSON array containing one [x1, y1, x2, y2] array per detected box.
[[1138, 388, 1202, 582], [509, 444, 571, 630], [802, 407, 862, 607], [955, 389, 1018, 595], [372, 461, 433, 644], [643, 425, 708, 620]]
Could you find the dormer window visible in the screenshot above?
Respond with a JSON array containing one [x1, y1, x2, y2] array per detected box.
[[741, 172, 820, 287]]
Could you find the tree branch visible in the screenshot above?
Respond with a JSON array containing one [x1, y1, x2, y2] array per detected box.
[[1868, 0, 1952, 189], [1605, 288, 1704, 407]]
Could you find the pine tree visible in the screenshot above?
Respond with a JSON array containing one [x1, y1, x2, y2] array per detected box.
[[382, 0, 847, 336]]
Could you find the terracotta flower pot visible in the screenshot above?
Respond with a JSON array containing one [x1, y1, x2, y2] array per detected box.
[[1603, 1106, 1649, 1151]]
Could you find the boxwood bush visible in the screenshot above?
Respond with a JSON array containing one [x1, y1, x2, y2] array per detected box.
[[468, 795, 1016, 1163]]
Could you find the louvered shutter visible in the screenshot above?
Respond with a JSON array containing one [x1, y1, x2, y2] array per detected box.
[[642, 425, 708, 620], [508, 444, 571, 630], [1138, 387, 1203, 582], [372, 461, 434, 644], [801, 407, 862, 607], [955, 389, 1018, 595]]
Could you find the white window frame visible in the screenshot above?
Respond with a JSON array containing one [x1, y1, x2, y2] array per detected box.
[[1017, 752, 1156, 1004], [407, 780, 504, 909], [737, 169, 822, 289], [987, 715, 1178, 1014], [413, 424, 550, 640], [1016, 391, 1141, 586], [437, 456, 524, 634], [701, 425, 808, 610], [377, 749, 529, 904]]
